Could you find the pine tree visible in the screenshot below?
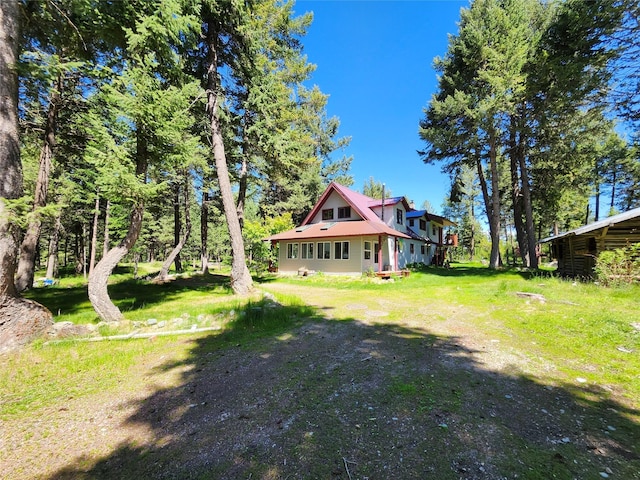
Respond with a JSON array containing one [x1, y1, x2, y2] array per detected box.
[[0, 0, 52, 352]]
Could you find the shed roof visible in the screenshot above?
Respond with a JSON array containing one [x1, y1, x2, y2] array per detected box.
[[539, 207, 640, 243]]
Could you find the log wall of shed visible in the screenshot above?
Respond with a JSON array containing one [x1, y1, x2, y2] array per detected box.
[[554, 217, 640, 278]]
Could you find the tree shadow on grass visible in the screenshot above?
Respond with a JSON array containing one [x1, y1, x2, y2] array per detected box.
[[416, 263, 539, 280], [24, 272, 233, 321], [43, 296, 640, 480]]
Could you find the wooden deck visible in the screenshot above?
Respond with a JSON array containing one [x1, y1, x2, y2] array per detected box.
[[375, 269, 411, 279]]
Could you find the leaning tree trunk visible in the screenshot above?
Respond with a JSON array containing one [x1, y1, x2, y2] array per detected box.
[[15, 72, 61, 292], [88, 204, 144, 322], [206, 19, 252, 295], [0, 0, 52, 353], [156, 177, 192, 282], [87, 134, 148, 322]]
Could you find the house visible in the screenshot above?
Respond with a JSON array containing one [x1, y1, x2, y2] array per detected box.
[[267, 182, 456, 275], [539, 207, 640, 277]]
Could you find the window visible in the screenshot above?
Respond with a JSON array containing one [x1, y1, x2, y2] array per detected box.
[[374, 242, 379, 263], [364, 241, 371, 260], [419, 219, 426, 231], [410, 243, 415, 254], [421, 245, 425, 255], [301, 242, 314, 259], [338, 206, 351, 219], [396, 208, 403, 225], [322, 208, 334, 220], [287, 243, 299, 259], [334, 241, 349, 260], [409, 219, 414, 227], [432, 225, 437, 236], [317, 242, 331, 259]]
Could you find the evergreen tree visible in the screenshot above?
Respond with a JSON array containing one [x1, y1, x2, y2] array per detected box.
[[87, 0, 201, 321], [0, 0, 52, 352], [362, 176, 389, 199]]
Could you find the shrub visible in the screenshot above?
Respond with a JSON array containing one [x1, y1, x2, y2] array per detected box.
[[594, 242, 640, 286]]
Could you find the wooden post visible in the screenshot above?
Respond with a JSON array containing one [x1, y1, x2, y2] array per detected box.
[[394, 237, 399, 271], [569, 237, 575, 277]]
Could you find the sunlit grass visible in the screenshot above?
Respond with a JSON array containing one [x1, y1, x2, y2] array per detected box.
[[13, 262, 640, 419]]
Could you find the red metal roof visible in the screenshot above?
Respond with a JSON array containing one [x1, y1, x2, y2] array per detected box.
[[268, 220, 412, 241], [301, 182, 383, 225]]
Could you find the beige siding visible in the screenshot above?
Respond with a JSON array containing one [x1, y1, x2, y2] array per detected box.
[[309, 191, 363, 224], [278, 236, 366, 274]]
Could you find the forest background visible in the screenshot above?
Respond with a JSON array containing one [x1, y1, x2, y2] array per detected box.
[[0, 0, 639, 337]]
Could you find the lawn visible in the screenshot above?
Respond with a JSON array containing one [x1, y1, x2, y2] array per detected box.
[[1, 264, 639, 479]]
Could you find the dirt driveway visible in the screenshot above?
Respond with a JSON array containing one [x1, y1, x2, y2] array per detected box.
[[2, 283, 638, 479]]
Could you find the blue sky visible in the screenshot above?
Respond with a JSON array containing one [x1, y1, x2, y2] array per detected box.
[[294, 0, 468, 213]]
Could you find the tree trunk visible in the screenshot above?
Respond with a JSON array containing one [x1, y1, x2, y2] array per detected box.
[[469, 201, 476, 261], [88, 203, 145, 322], [87, 131, 148, 322], [103, 199, 110, 258], [45, 209, 62, 279], [517, 139, 538, 269], [206, 19, 252, 295], [508, 119, 529, 266], [0, 0, 52, 353], [88, 191, 100, 275], [173, 183, 182, 272], [237, 116, 249, 231], [488, 125, 501, 269], [15, 72, 61, 291], [201, 190, 209, 274], [156, 176, 191, 282]]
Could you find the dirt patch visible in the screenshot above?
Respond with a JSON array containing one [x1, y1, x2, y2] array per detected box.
[[2, 283, 639, 479]]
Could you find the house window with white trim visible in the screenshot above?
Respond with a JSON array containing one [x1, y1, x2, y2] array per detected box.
[[419, 219, 426, 231], [364, 241, 371, 260], [421, 245, 425, 255], [287, 243, 299, 259], [317, 242, 331, 259], [338, 206, 351, 219], [301, 242, 314, 259], [334, 241, 349, 260], [396, 208, 403, 225], [374, 242, 379, 263], [432, 225, 437, 235], [410, 243, 415, 254], [322, 208, 334, 220]]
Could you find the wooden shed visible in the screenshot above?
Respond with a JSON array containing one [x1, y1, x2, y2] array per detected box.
[[539, 207, 640, 278]]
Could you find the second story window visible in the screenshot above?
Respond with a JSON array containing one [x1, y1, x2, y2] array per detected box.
[[396, 208, 403, 225], [419, 219, 426, 231], [322, 208, 334, 221], [338, 206, 351, 219]]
